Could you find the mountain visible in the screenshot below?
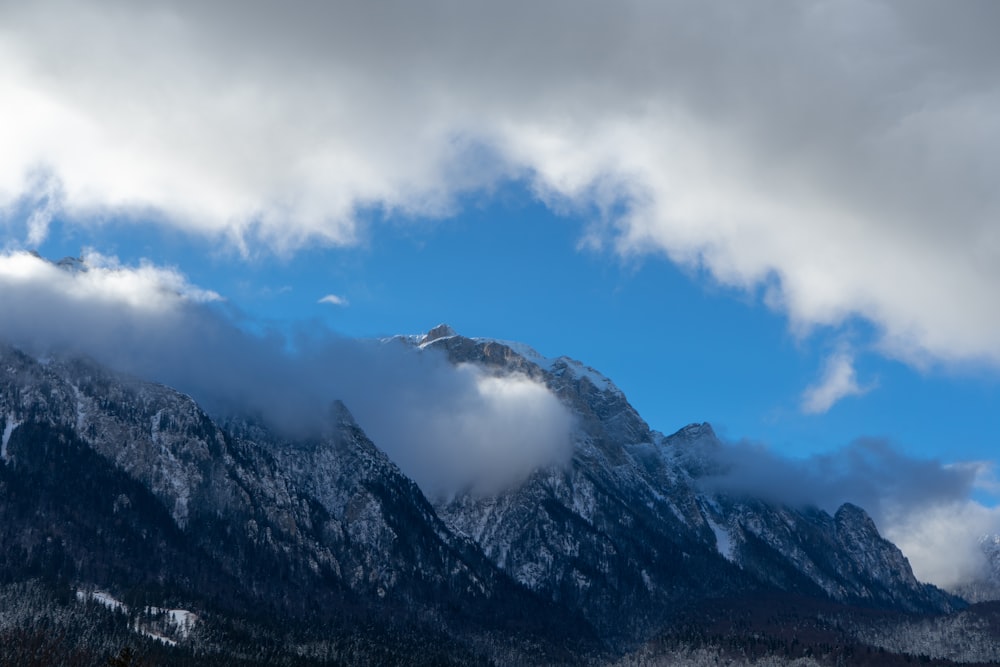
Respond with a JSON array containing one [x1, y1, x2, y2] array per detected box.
[[418, 330, 958, 647], [0, 342, 589, 664], [0, 328, 972, 664]]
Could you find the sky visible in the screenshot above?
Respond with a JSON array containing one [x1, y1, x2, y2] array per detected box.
[[2, 1, 1000, 587]]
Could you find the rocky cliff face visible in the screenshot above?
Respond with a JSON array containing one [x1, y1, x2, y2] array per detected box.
[[0, 343, 582, 656]]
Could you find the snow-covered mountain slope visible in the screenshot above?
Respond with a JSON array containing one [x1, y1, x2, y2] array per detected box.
[[420, 329, 958, 642], [224, 402, 566, 624], [0, 343, 587, 656], [0, 329, 963, 659]]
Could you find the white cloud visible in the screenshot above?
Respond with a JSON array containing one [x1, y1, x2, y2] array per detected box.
[[801, 349, 873, 414], [883, 500, 1000, 590], [1, 2, 999, 366], [318, 294, 348, 307], [0, 249, 219, 317]]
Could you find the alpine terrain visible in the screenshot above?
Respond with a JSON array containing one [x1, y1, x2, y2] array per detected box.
[[1, 324, 998, 665]]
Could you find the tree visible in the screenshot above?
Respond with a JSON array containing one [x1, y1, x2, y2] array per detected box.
[[106, 646, 139, 667]]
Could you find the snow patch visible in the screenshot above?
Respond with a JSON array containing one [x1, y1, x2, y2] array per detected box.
[[2, 414, 20, 461], [476, 338, 553, 369], [641, 569, 655, 593], [76, 588, 199, 645], [77, 589, 127, 614], [668, 503, 689, 526], [69, 382, 87, 432], [707, 517, 735, 562], [556, 357, 615, 392], [147, 607, 200, 639]]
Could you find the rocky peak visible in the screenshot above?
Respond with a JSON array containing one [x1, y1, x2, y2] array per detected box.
[[55, 256, 88, 273], [421, 323, 458, 345]]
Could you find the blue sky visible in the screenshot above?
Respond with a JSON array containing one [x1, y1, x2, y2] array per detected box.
[[29, 182, 1000, 473], [3, 0, 1000, 584]]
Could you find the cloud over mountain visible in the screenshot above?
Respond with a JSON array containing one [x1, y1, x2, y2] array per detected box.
[[0, 250, 574, 497], [700, 436, 1000, 588]]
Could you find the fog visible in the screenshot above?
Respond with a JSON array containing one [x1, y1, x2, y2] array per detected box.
[[700, 436, 999, 589], [0, 250, 574, 497]]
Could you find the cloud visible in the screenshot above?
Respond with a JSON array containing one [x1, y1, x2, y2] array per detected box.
[[801, 349, 873, 414], [700, 437, 976, 520], [362, 366, 575, 498], [0, 250, 574, 497], [698, 437, 1000, 589], [882, 499, 1000, 590], [1, 2, 998, 365], [0, 249, 220, 321], [318, 294, 348, 307]]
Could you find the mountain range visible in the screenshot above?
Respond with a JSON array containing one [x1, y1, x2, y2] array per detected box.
[[2, 325, 999, 665]]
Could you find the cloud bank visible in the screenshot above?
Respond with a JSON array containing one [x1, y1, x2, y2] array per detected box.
[[0, 250, 573, 497], [2, 2, 999, 367], [700, 437, 1000, 589]]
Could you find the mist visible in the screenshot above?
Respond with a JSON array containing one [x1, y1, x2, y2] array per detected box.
[[0, 250, 574, 497], [699, 436, 999, 589]]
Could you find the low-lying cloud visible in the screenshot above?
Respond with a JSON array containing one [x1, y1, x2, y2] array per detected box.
[[364, 367, 575, 498], [0, 250, 574, 497], [699, 437, 1000, 589]]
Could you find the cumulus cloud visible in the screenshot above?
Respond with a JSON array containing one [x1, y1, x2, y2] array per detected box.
[[0, 250, 574, 497], [801, 349, 873, 414], [0, 249, 220, 323], [318, 294, 348, 307], [698, 437, 1000, 589], [1, 2, 998, 365]]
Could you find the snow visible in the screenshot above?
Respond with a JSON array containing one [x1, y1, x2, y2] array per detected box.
[[641, 569, 655, 593], [555, 357, 615, 392], [477, 338, 553, 369], [706, 517, 735, 562], [152, 607, 199, 639], [468, 335, 621, 395], [668, 503, 689, 526], [70, 382, 87, 432], [76, 588, 198, 645], [2, 415, 19, 461], [77, 589, 127, 614]]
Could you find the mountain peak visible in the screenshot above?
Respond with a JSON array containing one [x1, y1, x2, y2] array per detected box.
[[421, 323, 458, 344], [55, 256, 88, 273], [671, 422, 717, 442], [329, 399, 359, 428]]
